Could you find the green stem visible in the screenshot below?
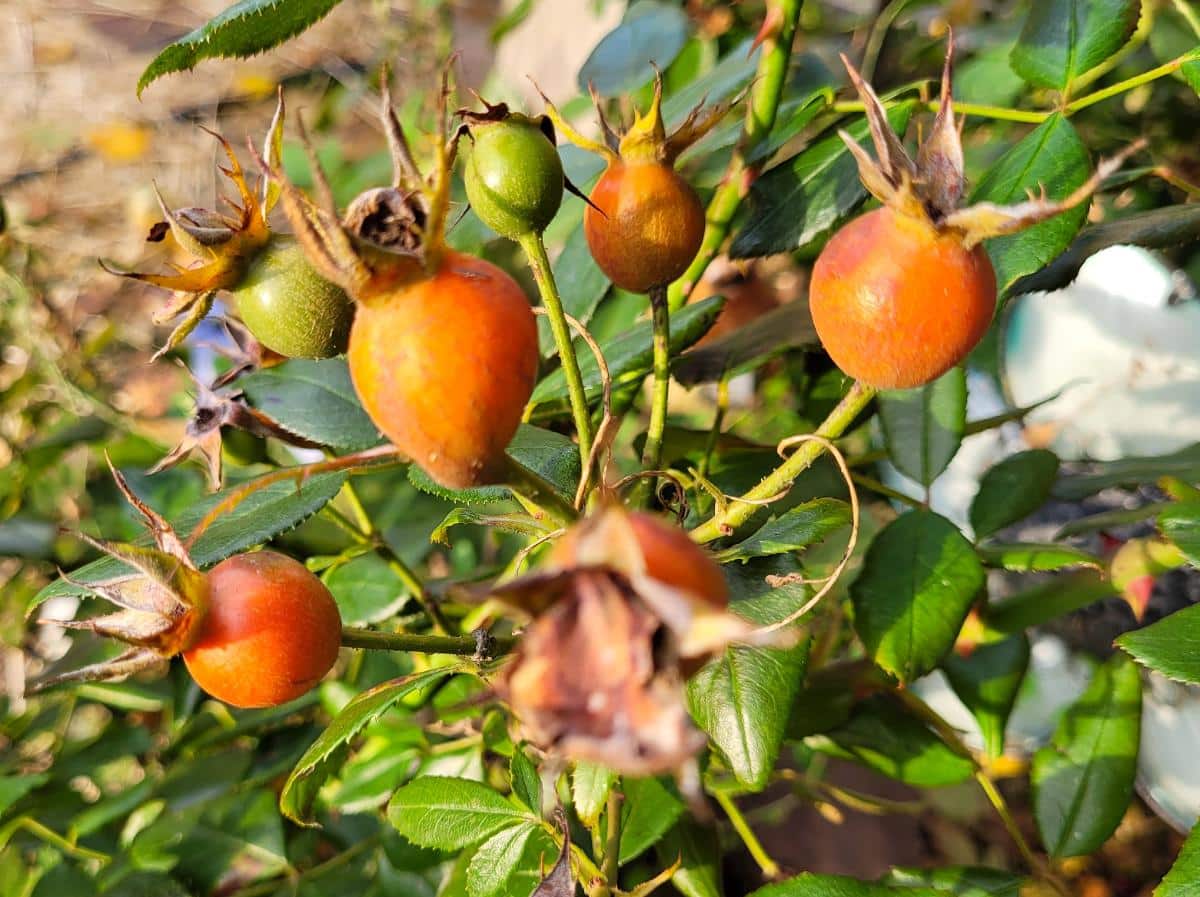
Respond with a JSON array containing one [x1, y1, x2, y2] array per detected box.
[[715, 791, 780, 880], [849, 471, 924, 509], [1173, 0, 1200, 39], [893, 690, 1068, 896], [325, 489, 451, 635], [340, 625, 513, 657], [1063, 50, 1200, 115], [690, 381, 876, 543], [518, 231, 594, 466], [0, 817, 111, 865], [595, 784, 623, 897], [632, 286, 672, 507], [832, 98, 1050, 124], [667, 0, 803, 312], [504, 456, 578, 528], [698, 374, 730, 478]]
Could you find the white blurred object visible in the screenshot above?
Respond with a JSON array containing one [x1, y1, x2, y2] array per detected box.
[[914, 634, 1095, 757], [1138, 672, 1200, 833], [1004, 245, 1200, 461]]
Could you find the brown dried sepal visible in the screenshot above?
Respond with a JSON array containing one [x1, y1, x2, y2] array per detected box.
[[33, 460, 209, 692], [498, 569, 706, 778], [254, 67, 460, 304], [539, 68, 734, 167], [101, 93, 286, 358], [493, 505, 791, 781], [152, 364, 324, 490], [841, 32, 1145, 247]]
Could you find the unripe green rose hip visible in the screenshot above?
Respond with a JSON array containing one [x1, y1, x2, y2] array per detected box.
[[232, 237, 354, 359], [464, 114, 563, 239]]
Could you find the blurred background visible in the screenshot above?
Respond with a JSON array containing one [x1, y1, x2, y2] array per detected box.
[[3, 2, 1199, 894]]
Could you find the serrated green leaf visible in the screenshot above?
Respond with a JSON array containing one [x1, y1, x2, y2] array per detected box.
[[729, 104, 915, 258], [467, 823, 540, 897], [619, 776, 684, 864], [850, 510, 984, 683], [657, 818, 723, 897], [942, 635, 1030, 759], [323, 553, 410, 626], [809, 695, 976, 788], [1160, 501, 1200, 566], [510, 746, 541, 815], [976, 542, 1100, 572], [572, 762, 616, 828], [1010, 0, 1140, 90], [138, 0, 344, 97], [715, 498, 850, 564], [688, 636, 809, 791], [878, 368, 967, 488], [971, 115, 1090, 294], [984, 570, 1116, 635], [882, 866, 1024, 897], [1117, 603, 1200, 684], [530, 297, 725, 412], [1157, 817, 1200, 896], [1033, 653, 1141, 858], [240, 358, 382, 453], [32, 470, 347, 611], [280, 668, 453, 825], [388, 776, 533, 852], [578, 1, 691, 96], [969, 450, 1059, 539], [748, 872, 942, 897], [408, 424, 580, 505]]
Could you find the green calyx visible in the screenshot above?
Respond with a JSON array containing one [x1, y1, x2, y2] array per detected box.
[[463, 112, 564, 239]]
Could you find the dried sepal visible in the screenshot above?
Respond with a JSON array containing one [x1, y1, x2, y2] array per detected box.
[[533, 81, 618, 163], [531, 814, 577, 897], [499, 570, 707, 778], [381, 74, 427, 199], [941, 139, 1148, 248], [151, 364, 325, 490], [260, 88, 286, 220], [152, 290, 214, 361], [914, 32, 965, 216], [30, 647, 167, 694], [106, 121, 274, 354], [840, 52, 917, 195], [840, 36, 1143, 241], [35, 467, 212, 691], [253, 77, 438, 301]]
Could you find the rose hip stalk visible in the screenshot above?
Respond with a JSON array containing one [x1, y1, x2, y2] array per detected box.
[[542, 74, 732, 500], [809, 35, 1143, 390]]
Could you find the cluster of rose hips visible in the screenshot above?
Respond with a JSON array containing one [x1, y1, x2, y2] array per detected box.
[[51, 45, 1130, 775]]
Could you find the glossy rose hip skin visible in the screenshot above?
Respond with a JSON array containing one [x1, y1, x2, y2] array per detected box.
[[183, 550, 342, 708], [347, 250, 539, 489], [584, 160, 706, 294], [808, 206, 997, 390]]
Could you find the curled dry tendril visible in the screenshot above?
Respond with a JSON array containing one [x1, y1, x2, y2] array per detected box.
[[753, 433, 860, 636]]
